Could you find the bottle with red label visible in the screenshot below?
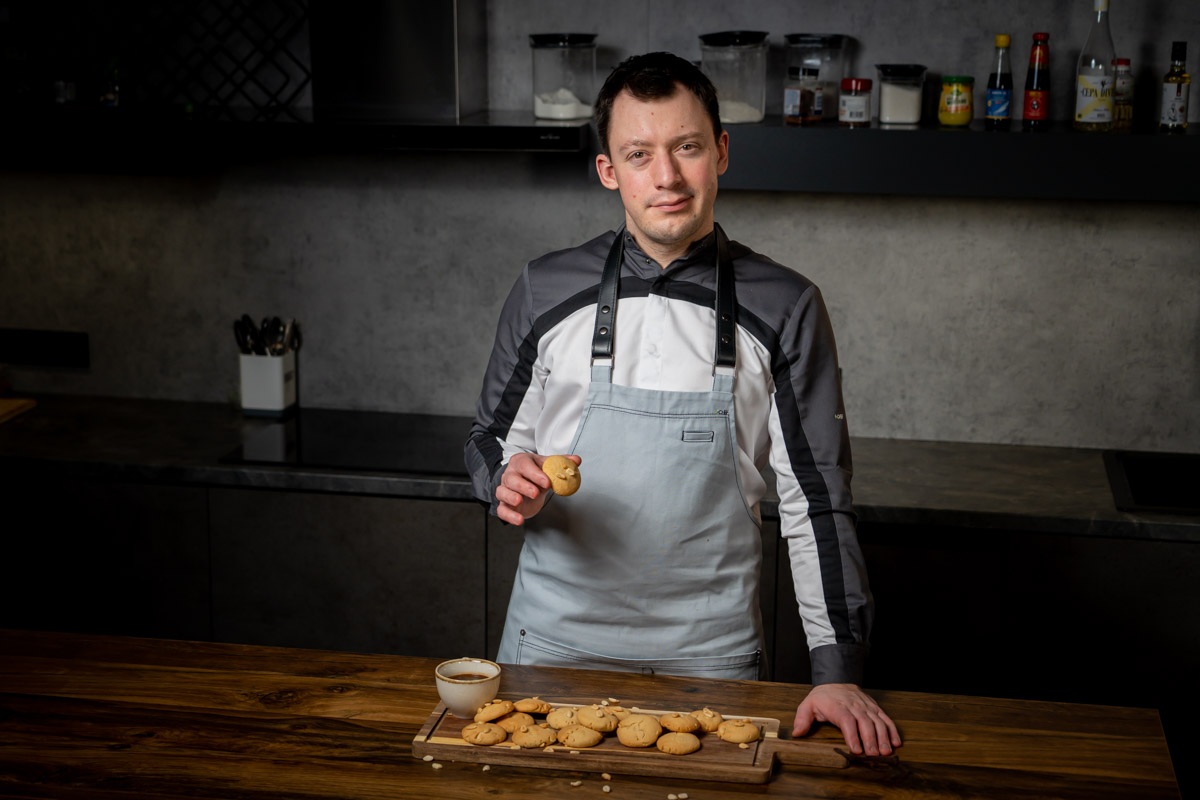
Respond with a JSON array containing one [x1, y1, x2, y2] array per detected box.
[[1022, 32, 1051, 131]]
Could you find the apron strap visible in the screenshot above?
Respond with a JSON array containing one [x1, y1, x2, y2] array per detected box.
[[590, 226, 738, 387]]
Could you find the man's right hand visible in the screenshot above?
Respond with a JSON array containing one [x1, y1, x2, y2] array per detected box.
[[495, 452, 580, 526]]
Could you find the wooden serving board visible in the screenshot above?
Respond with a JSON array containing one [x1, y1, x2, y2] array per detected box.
[[411, 698, 848, 784]]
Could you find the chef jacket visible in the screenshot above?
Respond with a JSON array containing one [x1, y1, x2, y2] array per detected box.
[[465, 228, 873, 686]]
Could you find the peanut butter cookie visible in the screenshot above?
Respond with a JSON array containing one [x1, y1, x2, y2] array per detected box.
[[473, 699, 515, 723], [513, 696, 553, 715], [546, 706, 579, 730], [511, 722, 557, 749], [717, 718, 761, 744], [495, 711, 535, 733], [689, 707, 723, 732], [616, 714, 662, 748], [656, 731, 701, 755], [659, 712, 700, 733], [577, 704, 619, 733], [461, 721, 507, 746], [542, 455, 581, 496], [556, 724, 603, 748]]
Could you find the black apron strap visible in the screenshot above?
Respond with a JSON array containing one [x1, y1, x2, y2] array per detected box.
[[590, 226, 737, 371], [590, 229, 624, 363], [714, 223, 737, 373]]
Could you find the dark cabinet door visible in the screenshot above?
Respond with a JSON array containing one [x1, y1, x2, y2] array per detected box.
[[0, 477, 210, 640], [208, 488, 488, 658]]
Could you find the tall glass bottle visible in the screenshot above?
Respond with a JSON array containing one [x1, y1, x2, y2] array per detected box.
[[985, 34, 1013, 131], [1073, 0, 1116, 132], [1159, 41, 1190, 132], [1112, 58, 1134, 132], [1022, 32, 1051, 131]]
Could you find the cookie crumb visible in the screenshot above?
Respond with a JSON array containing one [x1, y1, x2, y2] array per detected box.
[[602, 787, 611, 793], [570, 780, 582, 787], [609, 697, 619, 703], [602, 773, 612, 780], [482, 765, 490, 772], [431, 763, 443, 770], [570, 750, 580, 754], [421, 755, 433, 762], [669, 795, 678, 800], [545, 747, 555, 753], [739, 742, 749, 749], [678, 795, 688, 799]]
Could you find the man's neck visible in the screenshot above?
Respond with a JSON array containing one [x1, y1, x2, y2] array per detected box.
[[628, 227, 713, 269]]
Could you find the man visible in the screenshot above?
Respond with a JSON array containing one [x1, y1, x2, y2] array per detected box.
[[465, 52, 900, 756]]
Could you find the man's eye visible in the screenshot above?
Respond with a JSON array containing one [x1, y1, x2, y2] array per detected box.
[[679, 143, 696, 151], [630, 151, 646, 160]]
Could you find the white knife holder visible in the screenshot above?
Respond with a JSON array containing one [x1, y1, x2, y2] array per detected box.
[[239, 351, 297, 416]]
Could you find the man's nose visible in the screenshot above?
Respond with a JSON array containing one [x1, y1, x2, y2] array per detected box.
[[653, 154, 683, 187]]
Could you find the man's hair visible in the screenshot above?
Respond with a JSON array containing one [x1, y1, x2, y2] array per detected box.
[[594, 51, 722, 156]]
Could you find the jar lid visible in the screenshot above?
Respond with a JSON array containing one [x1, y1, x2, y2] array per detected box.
[[699, 30, 768, 47], [529, 33, 597, 48], [941, 75, 975, 83], [875, 63, 927, 79], [1032, 32, 1050, 41], [995, 34, 1011, 47], [1113, 57, 1131, 66], [840, 77, 872, 91], [784, 33, 847, 49]]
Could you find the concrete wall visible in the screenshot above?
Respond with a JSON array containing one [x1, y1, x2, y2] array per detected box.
[[2, 1, 1199, 453]]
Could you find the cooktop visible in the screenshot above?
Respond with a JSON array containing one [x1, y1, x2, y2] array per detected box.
[[222, 408, 473, 477]]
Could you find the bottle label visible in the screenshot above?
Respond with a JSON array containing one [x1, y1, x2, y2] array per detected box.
[[839, 94, 869, 122], [812, 86, 824, 116], [1161, 82, 1190, 125], [1075, 73, 1114, 122], [1023, 89, 1049, 120], [986, 88, 1012, 119], [784, 87, 801, 117], [1114, 71, 1134, 101]]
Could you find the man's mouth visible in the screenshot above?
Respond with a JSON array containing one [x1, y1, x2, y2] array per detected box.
[[652, 196, 691, 212]]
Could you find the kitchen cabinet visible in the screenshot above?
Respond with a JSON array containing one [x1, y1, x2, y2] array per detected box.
[[0, 477, 210, 640], [207, 488, 487, 658]]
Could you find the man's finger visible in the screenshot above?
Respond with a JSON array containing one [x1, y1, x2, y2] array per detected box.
[[792, 703, 815, 737], [854, 709, 880, 756], [871, 714, 893, 755], [830, 708, 863, 755]]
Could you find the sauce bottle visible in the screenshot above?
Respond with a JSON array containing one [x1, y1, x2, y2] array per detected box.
[[1022, 32, 1051, 132], [986, 34, 1013, 131], [1160, 41, 1190, 132]]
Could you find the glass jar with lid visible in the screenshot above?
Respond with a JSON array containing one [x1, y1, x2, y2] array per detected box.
[[785, 33, 848, 120], [938, 75, 974, 126], [530, 33, 597, 120], [699, 30, 769, 123]]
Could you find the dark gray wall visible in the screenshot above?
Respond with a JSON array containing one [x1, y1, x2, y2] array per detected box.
[[2, 1, 1198, 453]]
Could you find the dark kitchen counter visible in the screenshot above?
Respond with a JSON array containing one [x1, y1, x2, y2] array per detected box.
[[1, 393, 1196, 542]]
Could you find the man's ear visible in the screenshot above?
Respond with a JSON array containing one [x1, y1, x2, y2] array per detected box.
[[596, 153, 620, 190], [716, 129, 730, 176]]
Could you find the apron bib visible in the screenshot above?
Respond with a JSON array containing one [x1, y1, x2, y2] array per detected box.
[[497, 226, 765, 680]]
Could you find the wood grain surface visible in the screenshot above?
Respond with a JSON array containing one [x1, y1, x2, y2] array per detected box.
[[0, 628, 1180, 799]]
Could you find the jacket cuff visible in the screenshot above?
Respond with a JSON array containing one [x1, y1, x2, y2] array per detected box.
[[809, 643, 869, 686]]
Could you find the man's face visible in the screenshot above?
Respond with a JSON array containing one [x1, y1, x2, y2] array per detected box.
[[596, 86, 729, 262]]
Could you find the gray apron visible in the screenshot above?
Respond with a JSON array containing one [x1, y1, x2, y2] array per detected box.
[[497, 225, 765, 680]]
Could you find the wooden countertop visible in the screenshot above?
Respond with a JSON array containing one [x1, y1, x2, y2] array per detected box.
[[0, 629, 1179, 799]]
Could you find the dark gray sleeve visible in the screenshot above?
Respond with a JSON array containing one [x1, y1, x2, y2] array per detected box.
[[769, 284, 873, 686], [464, 266, 540, 515]]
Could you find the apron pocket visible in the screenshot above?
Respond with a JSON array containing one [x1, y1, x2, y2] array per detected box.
[[515, 629, 761, 680]]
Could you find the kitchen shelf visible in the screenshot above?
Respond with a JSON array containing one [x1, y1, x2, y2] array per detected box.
[[5, 107, 1198, 203], [722, 115, 1200, 203]]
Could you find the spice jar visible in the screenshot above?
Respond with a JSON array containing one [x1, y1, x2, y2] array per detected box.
[[838, 78, 871, 127], [938, 75, 974, 126]]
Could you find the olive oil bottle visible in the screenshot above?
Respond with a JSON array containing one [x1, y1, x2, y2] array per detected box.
[[1159, 41, 1190, 132]]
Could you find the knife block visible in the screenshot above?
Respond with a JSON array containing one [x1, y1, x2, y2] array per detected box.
[[239, 351, 297, 417]]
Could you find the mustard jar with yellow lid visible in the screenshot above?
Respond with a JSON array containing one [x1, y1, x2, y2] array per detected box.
[[938, 75, 974, 126]]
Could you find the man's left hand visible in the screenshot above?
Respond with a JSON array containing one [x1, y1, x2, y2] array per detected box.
[[792, 683, 901, 756]]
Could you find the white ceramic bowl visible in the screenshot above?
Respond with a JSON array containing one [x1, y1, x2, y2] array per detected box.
[[435, 657, 502, 719]]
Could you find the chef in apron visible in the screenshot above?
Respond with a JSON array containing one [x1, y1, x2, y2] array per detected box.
[[467, 51, 900, 757]]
